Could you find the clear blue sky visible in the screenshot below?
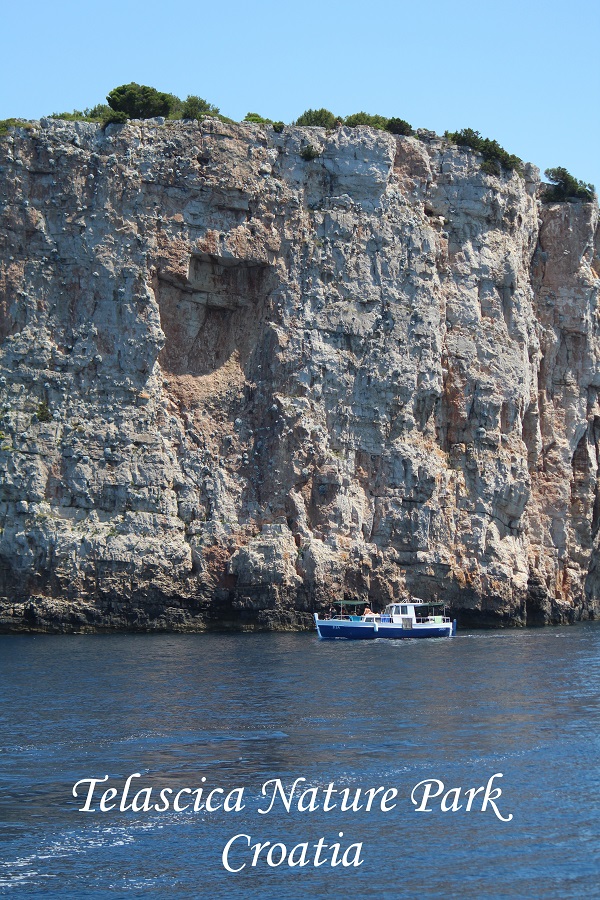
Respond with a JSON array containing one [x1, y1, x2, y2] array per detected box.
[[1, 0, 598, 187]]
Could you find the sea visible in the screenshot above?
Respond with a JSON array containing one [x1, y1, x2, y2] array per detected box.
[[1, 624, 599, 899]]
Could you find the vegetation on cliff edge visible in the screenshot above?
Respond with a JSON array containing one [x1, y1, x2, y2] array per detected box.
[[445, 128, 523, 175], [294, 108, 414, 135], [543, 167, 595, 203], [107, 83, 176, 119], [1, 84, 593, 197], [0, 118, 33, 135]]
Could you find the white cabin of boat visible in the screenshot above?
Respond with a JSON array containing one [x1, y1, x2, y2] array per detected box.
[[379, 601, 451, 627]]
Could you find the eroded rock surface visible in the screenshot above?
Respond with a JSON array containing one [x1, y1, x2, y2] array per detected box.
[[0, 118, 598, 631]]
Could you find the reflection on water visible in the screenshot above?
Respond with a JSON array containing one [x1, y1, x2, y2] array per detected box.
[[1, 626, 600, 898]]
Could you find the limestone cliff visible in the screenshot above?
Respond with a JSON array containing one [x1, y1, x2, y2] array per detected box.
[[0, 118, 598, 631]]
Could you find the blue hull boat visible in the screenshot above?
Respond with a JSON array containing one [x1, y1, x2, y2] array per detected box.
[[314, 600, 456, 640]]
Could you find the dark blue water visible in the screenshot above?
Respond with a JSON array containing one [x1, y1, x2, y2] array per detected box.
[[1, 626, 599, 898]]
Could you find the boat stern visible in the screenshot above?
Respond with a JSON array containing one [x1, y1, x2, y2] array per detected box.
[[314, 613, 323, 639]]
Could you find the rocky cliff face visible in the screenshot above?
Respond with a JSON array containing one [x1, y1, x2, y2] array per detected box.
[[0, 118, 598, 631]]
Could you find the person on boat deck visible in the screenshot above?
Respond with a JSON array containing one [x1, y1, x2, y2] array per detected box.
[[363, 606, 374, 616]]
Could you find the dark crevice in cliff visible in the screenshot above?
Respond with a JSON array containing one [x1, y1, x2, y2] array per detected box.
[[521, 403, 540, 472], [156, 254, 277, 377]]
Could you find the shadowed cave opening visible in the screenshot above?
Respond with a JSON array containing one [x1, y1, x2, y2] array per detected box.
[[156, 253, 275, 377]]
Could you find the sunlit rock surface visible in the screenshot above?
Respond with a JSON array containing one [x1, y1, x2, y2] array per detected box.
[[0, 118, 598, 631]]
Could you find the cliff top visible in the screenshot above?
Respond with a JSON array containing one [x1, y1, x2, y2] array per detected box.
[[2, 117, 596, 210]]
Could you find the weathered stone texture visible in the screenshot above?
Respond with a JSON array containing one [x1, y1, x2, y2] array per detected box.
[[0, 118, 598, 631]]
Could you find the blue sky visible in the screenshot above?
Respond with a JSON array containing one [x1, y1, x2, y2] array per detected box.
[[1, 0, 598, 187]]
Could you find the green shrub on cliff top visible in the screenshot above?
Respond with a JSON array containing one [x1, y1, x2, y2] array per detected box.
[[295, 108, 338, 128], [386, 117, 413, 136], [50, 110, 88, 121], [107, 83, 177, 119], [294, 108, 415, 134], [88, 104, 112, 119], [446, 128, 523, 175], [344, 111, 389, 130], [0, 118, 33, 135], [244, 112, 273, 124], [344, 112, 414, 135], [101, 109, 129, 128], [50, 105, 112, 122], [182, 95, 220, 120], [543, 167, 595, 203]]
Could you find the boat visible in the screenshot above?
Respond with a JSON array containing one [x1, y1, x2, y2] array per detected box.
[[314, 599, 456, 640]]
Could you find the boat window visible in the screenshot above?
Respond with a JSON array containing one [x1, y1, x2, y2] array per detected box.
[[401, 605, 408, 615]]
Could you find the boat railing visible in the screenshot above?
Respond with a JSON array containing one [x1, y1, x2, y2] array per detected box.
[[322, 614, 453, 624], [321, 613, 454, 623], [320, 614, 382, 622]]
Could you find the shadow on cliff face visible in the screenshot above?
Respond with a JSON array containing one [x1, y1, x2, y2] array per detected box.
[[155, 253, 277, 377], [0, 260, 28, 342]]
